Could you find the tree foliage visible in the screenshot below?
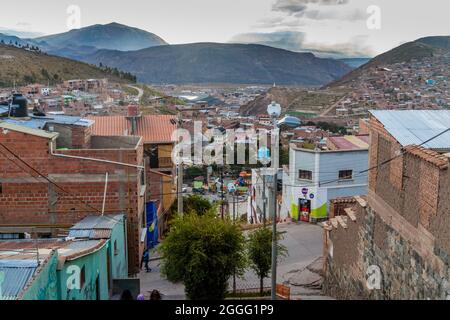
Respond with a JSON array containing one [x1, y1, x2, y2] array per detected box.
[[160, 214, 246, 300], [172, 194, 214, 217], [247, 228, 288, 293]]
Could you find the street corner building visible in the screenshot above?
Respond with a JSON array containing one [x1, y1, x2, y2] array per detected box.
[[280, 134, 369, 223], [322, 110, 450, 300]]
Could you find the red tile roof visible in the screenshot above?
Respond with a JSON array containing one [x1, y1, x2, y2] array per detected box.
[[87, 115, 177, 143]]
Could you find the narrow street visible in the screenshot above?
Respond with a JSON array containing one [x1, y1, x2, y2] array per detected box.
[[139, 221, 330, 300]]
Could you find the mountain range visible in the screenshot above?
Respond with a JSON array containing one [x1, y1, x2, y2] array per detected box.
[[0, 22, 447, 87], [0, 23, 353, 86], [81, 42, 352, 86]]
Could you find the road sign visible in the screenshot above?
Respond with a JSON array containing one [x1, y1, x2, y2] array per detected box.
[[301, 188, 308, 196]]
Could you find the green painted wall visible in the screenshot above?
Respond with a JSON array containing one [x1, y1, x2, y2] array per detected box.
[[21, 252, 59, 300], [108, 217, 128, 279], [58, 243, 109, 300]]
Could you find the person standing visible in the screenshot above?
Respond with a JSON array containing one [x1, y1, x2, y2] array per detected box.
[[140, 249, 151, 272]]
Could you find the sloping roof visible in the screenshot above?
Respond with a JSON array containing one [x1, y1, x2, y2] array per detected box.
[[370, 110, 450, 151], [328, 135, 369, 150], [87, 115, 177, 143], [86, 116, 129, 136], [68, 215, 123, 240], [1, 115, 94, 130], [0, 260, 38, 300], [0, 238, 106, 263], [0, 121, 59, 139], [70, 214, 123, 230]]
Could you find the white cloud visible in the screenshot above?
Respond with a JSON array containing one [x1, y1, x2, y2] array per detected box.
[[230, 31, 374, 58]]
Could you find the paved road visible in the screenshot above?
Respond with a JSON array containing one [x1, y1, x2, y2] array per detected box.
[[139, 257, 186, 300], [139, 221, 325, 299], [232, 222, 324, 294]]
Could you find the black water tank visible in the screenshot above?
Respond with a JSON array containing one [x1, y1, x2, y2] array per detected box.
[[10, 94, 28, 118]]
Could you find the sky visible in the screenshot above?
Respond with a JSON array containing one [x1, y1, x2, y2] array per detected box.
[[0, 0, 448, 58]]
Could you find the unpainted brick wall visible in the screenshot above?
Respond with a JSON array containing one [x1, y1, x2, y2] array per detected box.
[[0, 129, 144, 274]]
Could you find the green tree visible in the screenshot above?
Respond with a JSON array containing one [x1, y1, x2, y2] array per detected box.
[[160, 214, 247, 300], [247, 228, 288, 294], [172, 194, 213, 217]]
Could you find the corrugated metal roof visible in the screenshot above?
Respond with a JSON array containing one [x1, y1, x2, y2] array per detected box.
[[0, 106, 8, 115], [58, 240, 106, 260], [0, 121, 59, 139], [69, 215, 122, 240], [67, 229, 112, 240], [70, 214, 123, 230], [87, 115, 177, 143], [0, 260, 37, 300], [370, 110, 450, 151], [1, 115, 94, 130]]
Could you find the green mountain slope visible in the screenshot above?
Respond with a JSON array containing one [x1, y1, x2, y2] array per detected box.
[[0, 44, 132, 87]]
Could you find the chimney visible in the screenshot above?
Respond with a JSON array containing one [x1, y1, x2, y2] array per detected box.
[[127, 104, 141, 135]]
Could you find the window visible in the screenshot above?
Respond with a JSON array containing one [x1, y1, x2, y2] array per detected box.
[[114, 240, 118, 256], [80, 266, 86, 289], [299, 170, 313, 181], [339, 170, 353, 180]]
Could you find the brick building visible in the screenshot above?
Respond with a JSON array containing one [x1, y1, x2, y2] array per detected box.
[[0, 117, 145, 275], [323, 110, 450, 299]]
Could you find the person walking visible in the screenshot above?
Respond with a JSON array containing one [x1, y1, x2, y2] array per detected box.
[[141, 249, 151, 272]]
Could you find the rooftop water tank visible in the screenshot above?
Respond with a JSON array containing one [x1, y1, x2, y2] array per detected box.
[[9, 93, 29, 118]]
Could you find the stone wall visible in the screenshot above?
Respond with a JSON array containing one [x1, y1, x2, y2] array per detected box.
[[323, 203, 450, 300], [323, 136, 450, 299]]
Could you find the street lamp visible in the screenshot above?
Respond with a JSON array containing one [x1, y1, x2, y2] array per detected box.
[[267, 101, 281, 300]]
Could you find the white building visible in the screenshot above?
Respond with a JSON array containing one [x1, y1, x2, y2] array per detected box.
[[248, 167, 283, 224], [281, 137, 369, 222]]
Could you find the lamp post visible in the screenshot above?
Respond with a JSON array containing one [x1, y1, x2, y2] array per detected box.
[[267, 101, 281, 300]]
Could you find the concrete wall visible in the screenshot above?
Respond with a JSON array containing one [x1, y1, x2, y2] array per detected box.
[[282, 147, 368, 221], [20, 251, 59, 300], [109, 217, 128, 279], [58, 243, 109, 300]]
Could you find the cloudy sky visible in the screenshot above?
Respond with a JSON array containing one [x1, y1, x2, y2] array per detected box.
[[0, 0, 448, 57]]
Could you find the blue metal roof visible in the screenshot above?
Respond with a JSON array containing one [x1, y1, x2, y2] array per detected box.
[[0, 260, 38, 300], [370, 110, 450, 151], [0, 106, 8, 115]]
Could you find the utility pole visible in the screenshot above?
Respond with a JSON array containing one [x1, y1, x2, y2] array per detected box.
[[177, 111, 184, 217], [220, 167, 225, 219], [270, 116, 280, 300], [262, 170, 266, 226], [232, 193, 236, 294], [177, 163, 183, 216]]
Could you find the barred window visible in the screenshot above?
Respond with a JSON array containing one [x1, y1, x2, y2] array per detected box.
[[339, 170, 353, 180], [299, 170, 312, 181]]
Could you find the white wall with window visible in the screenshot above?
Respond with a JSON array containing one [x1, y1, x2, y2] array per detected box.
[[281, 144, 368, 222]]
